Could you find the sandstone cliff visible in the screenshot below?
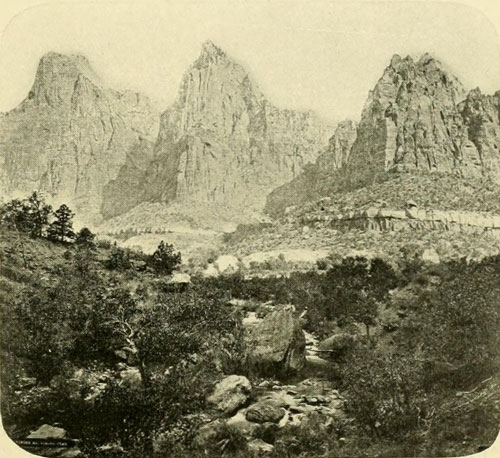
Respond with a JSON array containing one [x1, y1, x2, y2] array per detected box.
[[0, 52, 159, 223], [345, 54, 471, 185], [139, 41, 332, 211], [266, 53, 500, 216], [459, 88, 500, 182], [265, 120, 357, 215]]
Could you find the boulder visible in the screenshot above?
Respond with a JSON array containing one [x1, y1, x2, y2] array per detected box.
[[214, 255, 241, 275], [207, 375, 252, 415], [119, 367, 142, 389], [193, 420, 225, 448], [248, 439, 274, 455], [422, 248, 440, 264], [226, 411, 259, 437], [28, 425, 68, 440], [27, 425, 81, 457], [318, 333, 357, 360], [202, 264, 219, 277], [247, 309, 306, 374], [246, 402, 285, 424]]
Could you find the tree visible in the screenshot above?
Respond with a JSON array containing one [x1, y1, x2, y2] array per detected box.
[[0, 192, 52, 237], [26, 192, 53, 238], [1, 199, 30, 232], [149, 241, 181, 275], [323, 257, 398, 338], [47, 204, 75, 242], [75, 227, 96, 249]]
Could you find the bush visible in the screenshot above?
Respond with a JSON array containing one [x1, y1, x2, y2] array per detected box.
[[105, 245, 132, 270], [340, 345, 426, 438], [75, 227, 96, 249], [148, 241, 181, 275]]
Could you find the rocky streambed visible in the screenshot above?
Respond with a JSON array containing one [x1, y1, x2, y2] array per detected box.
[[194, 304, 346, 455]]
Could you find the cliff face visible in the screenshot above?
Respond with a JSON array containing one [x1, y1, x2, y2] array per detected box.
[[0, 52, 159, 222], [345, 54, 474, 184], [266, 53, 500, 216], [265, 120, 357, 215], [460, 88, 500, 181], [141, 41, 332, 211]]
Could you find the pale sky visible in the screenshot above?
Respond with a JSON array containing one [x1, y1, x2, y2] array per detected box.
[[0, 0, 499, 123]]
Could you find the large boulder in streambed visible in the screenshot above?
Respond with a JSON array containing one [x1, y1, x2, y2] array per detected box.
[[207, 375, 252, 415], [318, 333, 358, 360], [245, 401, 286, 423], [246, 309, 306, 374]]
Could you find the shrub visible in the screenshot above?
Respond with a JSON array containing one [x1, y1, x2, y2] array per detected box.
[[105, 245, 132, 270], [75, 227, 96, 249], [148, 241, 181, 275], [340, 345, 426, 438]]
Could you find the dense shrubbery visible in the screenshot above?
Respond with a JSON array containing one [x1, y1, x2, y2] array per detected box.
[[335, 255, 500, 454], [198, 253, 500, 454], [1, 220, 244, 456]]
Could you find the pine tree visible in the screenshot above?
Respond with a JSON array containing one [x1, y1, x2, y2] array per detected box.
[[27, 192, 53, 238], [47, 204, 75, 242], [149, 240, 181, 275]]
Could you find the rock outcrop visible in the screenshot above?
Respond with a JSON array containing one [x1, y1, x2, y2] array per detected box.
[[0, 52, 159, 224], [140, 41, 332, 212], [299, 206, 500, 235], [207, 375, 252, 415], [247, 308, 306, 374], [459, 88, 500, 181], [342, 53, 489, 186]]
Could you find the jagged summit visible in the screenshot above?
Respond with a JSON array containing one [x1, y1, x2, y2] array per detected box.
[[0, 50, 159, 223], [192, 40, 231, 69], [265, 51, 500, 216], [201, 40, 225, 56], [27, 51, 102, 106], [134, 39, 332, 213]]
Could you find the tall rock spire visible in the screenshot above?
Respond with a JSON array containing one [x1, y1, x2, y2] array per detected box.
[[140, 40, 332, 211]]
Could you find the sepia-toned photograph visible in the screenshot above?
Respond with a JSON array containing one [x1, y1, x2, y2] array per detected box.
[[0, 0, 499, 456]]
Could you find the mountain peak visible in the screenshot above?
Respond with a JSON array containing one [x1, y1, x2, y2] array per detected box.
[[36, 52, 96, 79], [201, 40, 222, 54], [194, 40, 228, 66], [28, 52, 101, 105]]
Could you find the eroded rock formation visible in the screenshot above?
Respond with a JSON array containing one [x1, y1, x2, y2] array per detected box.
[[266, 54, 500, 216], [0, 52, 159, 223], [140, 41, 332, 211]]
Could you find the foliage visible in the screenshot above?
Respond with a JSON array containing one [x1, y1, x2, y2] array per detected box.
[[105, 244, 132, 270], [321, 257, 399, 336], [340, 345, 426, 437], [1, 233, 245, 454], [47, 204, 76, 242], [398, 256, 500, 389], [148, 240, 181, 275], [75, 227, 96, 249], [1, 192, 53, 237]]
